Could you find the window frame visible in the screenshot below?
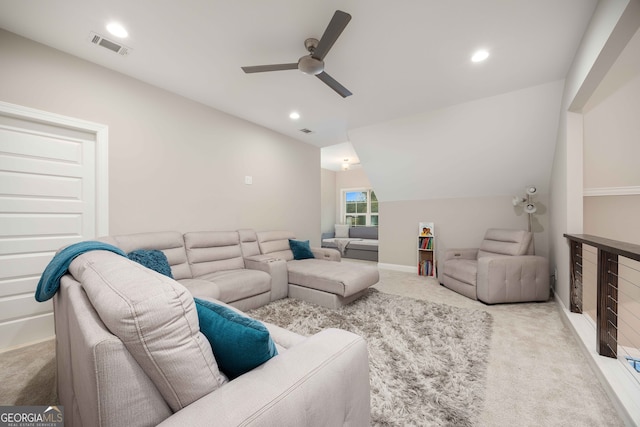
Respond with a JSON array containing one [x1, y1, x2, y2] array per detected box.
[[341, 188, 378, 226]]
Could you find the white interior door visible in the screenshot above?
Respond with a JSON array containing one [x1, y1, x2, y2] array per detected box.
[[0, 102, 108, 351]]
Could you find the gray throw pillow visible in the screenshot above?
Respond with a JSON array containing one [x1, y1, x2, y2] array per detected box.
[[335, 224, 349, 238]]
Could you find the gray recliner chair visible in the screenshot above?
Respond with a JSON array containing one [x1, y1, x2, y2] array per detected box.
[[440, 228, 549, 304]]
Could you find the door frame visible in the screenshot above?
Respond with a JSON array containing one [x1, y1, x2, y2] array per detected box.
[[0, 100, 109, 236]]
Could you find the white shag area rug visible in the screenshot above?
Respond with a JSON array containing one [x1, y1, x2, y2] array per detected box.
[[249, 288, 493, 426]]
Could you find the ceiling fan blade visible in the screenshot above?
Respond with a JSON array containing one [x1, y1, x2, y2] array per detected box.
[[312, 10, 351, 60], [241, 63, 298, 73], [316, 72, 352, 98]]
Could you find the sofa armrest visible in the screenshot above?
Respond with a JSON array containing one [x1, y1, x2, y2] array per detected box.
[[443, 248, 478, 261], [476, 255, 550, 304], [311, 247, 341, 261], [157, 329, 370, 427], [244, 255, 289, 301], [321, 232, 335, 240]]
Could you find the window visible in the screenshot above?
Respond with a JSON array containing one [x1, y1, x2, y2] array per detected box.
[[343, 189, 378, 226]]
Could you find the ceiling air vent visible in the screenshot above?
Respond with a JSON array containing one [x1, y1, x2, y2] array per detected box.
[[299, 128, 314, 134], [89, 32, 131, 56]]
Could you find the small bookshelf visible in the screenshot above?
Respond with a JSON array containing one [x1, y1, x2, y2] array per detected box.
[[418, 222, 435, 276]]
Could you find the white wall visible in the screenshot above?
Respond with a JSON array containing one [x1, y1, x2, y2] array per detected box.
[[380, 195, 549, 269], [350, 80, 564, 202], [321, 168, 337, 234], [346, 81, 561, 268], [549, 0, 638, 307], [584, 73, 640, 191], [583, 43, 640, 243], [0, 29, 322, 244]]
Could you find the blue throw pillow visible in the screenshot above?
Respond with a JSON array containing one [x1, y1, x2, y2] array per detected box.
[[127, 249, 173, 279], [289, 239, 315, 260], [194, 298, 278, 380]]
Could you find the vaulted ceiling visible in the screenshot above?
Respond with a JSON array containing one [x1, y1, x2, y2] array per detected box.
[[0, 0, 598, 198]]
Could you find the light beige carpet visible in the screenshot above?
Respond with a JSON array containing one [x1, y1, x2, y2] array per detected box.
[[0, 265, 625, 426], [250, 288, 492, 426], [373, 267, 624, 427], [0, 339, 56, 406]]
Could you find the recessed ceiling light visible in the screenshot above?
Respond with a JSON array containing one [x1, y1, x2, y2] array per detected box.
[[289, 111, 300, 120], [471, 49, 489, 62], [106, 22, 128, 38]]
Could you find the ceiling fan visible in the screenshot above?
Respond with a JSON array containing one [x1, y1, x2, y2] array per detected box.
[[241, 10, 353, 98]]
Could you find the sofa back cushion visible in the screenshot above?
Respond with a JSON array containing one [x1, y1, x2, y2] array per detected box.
[[68, 250, 227, 412], [110, 231, 192, 280], [256, 230, 296, 261], [349, 226, 378, 240], [478, 228, 533, 258], [184, 231, 245, 277], [238, 229, 261, 257], [55, 276, 173, 427]]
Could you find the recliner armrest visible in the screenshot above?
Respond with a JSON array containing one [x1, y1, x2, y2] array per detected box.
[[476, 255, 550, 304], [156, 329, 371, 427], [244, 255, 288, 301], [311, 247, 341, 261], [443, 248, 478, 261]]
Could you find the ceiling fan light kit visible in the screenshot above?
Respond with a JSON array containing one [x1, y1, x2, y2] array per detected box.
[[298, 40, 324, 75], [241, 10, 353, 98]]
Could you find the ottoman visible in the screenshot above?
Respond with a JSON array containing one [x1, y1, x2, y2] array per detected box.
[[255, 230, 380, 308]]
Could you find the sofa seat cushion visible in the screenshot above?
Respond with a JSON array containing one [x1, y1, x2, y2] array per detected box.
[[345, 239, 379, 252], [68, 250, 227, 412], [199, 269, 271, 303], [286, 259, 378, 298], [442, 259, 478, 286], [178, 278, 221, 300], [263, 322, 306, 352]]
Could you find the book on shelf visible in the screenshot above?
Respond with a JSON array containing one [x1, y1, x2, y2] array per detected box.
[[418, 260, 433, 276], [419, 236, 433, 250], [417, 221, 435, 276], [418, 222, 434, 237]]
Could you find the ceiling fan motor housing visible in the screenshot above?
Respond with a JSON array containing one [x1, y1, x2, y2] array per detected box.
[[299, 38, 324, 75]]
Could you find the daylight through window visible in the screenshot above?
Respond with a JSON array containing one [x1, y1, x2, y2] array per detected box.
[[344, 189, 378, 226]]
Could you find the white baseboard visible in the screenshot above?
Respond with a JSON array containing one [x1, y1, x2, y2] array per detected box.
[[377, 263, 417, 273], [555, 294, 640, 426]]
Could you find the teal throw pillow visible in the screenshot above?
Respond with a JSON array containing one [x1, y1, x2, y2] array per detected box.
[[194, 298, 278, 380], [289, 239, 315, 260], [127, 249, 173, 278]]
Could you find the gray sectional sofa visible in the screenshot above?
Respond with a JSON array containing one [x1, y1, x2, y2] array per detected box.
[[100, 228, 379, 310], [54, 228, 378, 426], [55, 250, 370, 427], [322, 225, 379, 261]]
